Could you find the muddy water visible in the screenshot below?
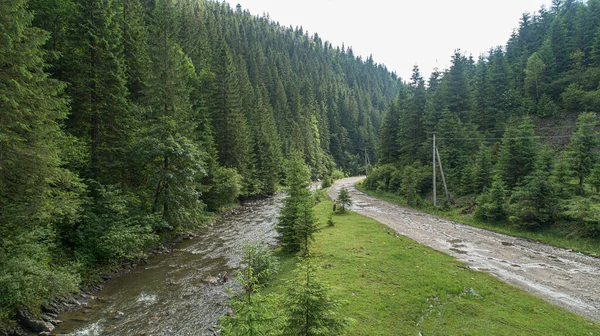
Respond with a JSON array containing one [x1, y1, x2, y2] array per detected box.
[[329, 177, 600, 322], [53, 193, 283, 336]]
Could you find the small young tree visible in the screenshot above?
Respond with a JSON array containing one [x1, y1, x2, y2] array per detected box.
[[337, 187, 352, 212], [220, 267, 281, 336], [282, 258, 352, 336], [241, 242, 279, 284]]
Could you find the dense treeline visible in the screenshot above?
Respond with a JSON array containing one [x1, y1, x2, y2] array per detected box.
[[0, 0, 400, 324], [367, 0, 600, 239]]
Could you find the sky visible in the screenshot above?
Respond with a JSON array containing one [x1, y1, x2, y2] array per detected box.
[[224, 0, 553, 80]]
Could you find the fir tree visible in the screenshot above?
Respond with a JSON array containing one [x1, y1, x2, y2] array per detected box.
[[277, 156, 313, 253], [568, 112, 599, 195], [0, 0, 81, 319], [282, 258, 352, 336]]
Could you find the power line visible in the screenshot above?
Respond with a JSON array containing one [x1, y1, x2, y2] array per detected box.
[[428, 135, 573, 141], [424, 124, 594, 135]]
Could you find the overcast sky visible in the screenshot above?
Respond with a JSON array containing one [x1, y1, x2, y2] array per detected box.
[[225, 0, 553, 80]]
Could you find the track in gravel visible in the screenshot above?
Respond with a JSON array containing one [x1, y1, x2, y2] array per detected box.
[[328, 177, 600, 322]]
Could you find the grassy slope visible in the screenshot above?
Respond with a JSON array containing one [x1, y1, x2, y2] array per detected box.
[[355, 183, 600, 257], [266, 193, 600, 335]]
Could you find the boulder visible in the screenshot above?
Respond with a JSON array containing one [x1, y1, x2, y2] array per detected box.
[[18, 310, 54, 333]]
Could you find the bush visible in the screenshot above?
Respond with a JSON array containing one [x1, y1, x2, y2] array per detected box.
[[204, 167, 243, 212], [331, 169, 345, 180], [241, 242, 279, 283], [563, 196, 600, 237]]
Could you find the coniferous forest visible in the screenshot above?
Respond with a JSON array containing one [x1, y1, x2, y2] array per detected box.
[[0, 0, 400, 323], [367, 0, 600, 241]]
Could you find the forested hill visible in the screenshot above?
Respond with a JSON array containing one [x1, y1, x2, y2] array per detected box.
[[0, 0, 399, 324], [369, 0, 600, 238]]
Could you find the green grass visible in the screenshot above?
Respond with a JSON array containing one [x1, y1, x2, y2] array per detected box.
[[266, 193, 600, 335], [356, 183, 600, 257]]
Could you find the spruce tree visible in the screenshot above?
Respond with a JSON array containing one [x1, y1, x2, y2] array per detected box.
[[0, 0, 80, 319], [277, 156, 313, 253], [135, 0, 206, 229], [67, 0, 132, 186], [282, 258, 351, 336], [495, 118, 538, 189], [250, 85, 283, 195], [568, 112, 599, 195], [210, 42, 254, 191]]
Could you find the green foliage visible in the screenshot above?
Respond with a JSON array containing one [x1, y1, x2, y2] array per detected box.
[[400, 164, 423, 207], [564, 196, 600, 237], [495, 118, 538, 189], [508, 169, 560, 229], [327, 216, 335, 227], [220, 267, 281, 336], [336, 188, 353, 212], [568, 112, 599, 195], [0, 0, 81, 322], [204, 167, 242, 212], [475, 178, 509, 222], [241, 242, 279, 284], [282, 258, 352, 336], [277, 156, 317, 253]]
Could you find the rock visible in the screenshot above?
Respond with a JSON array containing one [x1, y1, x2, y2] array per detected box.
[[39, 332, 51, 336], [18, 310, 55, 333], [203, 276, 220, 285], [115, 311, 125, 320]]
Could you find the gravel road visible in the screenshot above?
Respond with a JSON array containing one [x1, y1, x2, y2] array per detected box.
[[328, 176, 600, 322]]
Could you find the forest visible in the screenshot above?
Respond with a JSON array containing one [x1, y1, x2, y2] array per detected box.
[[366, 0, 600, 242], [0, 0, 401, 325]]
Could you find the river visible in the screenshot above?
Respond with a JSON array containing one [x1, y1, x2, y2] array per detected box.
[[52, 193, 284, 336]]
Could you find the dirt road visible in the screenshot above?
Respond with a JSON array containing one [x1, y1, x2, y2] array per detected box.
[[328, 177, 600, 322]]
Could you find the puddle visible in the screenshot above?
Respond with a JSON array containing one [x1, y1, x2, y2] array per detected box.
[[501, 242, 514, 246]]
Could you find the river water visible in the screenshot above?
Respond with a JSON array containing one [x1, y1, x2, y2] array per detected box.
[[52, 193, 283, 336]]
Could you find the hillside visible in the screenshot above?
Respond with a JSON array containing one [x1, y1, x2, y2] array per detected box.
[[367, 0, 600, 249], [0, 0, 399, 326]]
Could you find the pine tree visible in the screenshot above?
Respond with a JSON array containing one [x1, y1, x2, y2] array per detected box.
[[277, 156, 313, 253], [250, 85, 283, 195], [282, 258, 351, 336], [495, 118, 538, 189], [0, 0, 81, 319], [210, 42, 254, 191], [568, 112, 599, 195], [336, 188, 352, 212], [134, 0, 206, 229], [67, 0, 132, 186]]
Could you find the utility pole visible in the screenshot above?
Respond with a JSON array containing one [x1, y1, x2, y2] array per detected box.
[[435, 146, 450, 202], [365, 148, 369, 177], [433, 133, 436, 208]]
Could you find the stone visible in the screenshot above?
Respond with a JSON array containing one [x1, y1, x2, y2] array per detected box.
[[18, 310, 55, 333]]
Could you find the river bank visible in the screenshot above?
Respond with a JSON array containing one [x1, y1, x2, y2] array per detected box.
[[3, 195, 281, 336]]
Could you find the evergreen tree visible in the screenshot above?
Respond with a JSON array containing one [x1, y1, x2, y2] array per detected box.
[[495, 118, 538, 189], [250, 85, 283, 195], [282, 258, 351, 336], [568, 112, 599, 195], [135, 0, 206, 229], [210, 42, 254, 191], [336, 187, 353, 212], [277, 156, 313, 253], [0, 0, 81, 319]]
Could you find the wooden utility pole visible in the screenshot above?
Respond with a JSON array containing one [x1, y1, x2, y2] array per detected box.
[[433, 133, 436, 208], [435, 146, 450, 202], [365, 148, 369, 177]]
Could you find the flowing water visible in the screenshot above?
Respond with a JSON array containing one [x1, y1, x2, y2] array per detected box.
[[52, 193, 283, 336]]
